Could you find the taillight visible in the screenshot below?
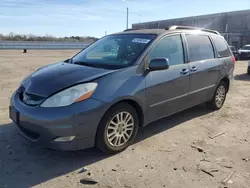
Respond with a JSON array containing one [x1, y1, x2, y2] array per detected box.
[[232, 56, 236, 63]]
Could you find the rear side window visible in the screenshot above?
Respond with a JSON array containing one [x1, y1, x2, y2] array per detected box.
[[211, 36, 231, 57], [186, 34, 214, 62]]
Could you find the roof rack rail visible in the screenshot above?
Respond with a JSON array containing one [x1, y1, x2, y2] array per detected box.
[[166, 25, 220, 35], [123, 28, 140, 32]]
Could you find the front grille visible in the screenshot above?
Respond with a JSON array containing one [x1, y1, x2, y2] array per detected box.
[[20, 92, 45, 106], [17, 124, 40, 140], [241, 52, 250, 56]]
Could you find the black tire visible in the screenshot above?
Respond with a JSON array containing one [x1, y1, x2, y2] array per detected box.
[[235, 55, 239, 61], [96, 103, 139, 154], [207, 81, 228, 111]]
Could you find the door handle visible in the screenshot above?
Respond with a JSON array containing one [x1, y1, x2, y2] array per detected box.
[[191, 66, 197, 72], [180, 69, 189, 75]]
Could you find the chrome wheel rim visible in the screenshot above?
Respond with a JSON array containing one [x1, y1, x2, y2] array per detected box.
[[215, 85, 226, 108], [107, 111, 134, 147]]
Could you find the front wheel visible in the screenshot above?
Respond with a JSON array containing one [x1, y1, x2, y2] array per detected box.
[[207, 81, 228, 110], [96, 103, 139, 154]]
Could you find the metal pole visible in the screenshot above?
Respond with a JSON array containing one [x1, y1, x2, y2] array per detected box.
[[225, 23, 229, 42], [105, 31, 107, 36], [126, 7, 129, 29]]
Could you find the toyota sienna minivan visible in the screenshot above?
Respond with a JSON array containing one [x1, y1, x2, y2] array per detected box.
[[9, 26, 235, 154]]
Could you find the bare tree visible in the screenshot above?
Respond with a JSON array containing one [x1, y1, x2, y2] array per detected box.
[[0, 33, 98, 42]]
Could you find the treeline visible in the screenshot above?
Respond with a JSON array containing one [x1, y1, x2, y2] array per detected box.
[[0, 32, 99, 43]]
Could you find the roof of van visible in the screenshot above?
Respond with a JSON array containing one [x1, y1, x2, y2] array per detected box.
[[113, 28, 222, 37], [114, 29, 167, 35]]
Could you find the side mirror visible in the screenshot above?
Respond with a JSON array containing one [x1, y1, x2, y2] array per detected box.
[[148, 58, 170, 71]]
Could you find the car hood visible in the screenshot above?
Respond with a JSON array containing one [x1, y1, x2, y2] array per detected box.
[[239, 49, 250, 53], [22, 62, 118, 97]]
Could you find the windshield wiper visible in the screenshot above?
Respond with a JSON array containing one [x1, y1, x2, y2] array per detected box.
[[74, 61, 101, 68], [74, 61, 91, 66], [64, 58, 72, 63], [73, 61, 123, 70]]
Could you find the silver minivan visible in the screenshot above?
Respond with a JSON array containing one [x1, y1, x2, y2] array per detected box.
[[10, 26, 235, 154]]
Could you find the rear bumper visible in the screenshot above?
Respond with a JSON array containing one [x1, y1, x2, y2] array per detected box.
[[227, 65, 234, 92], [10, 91, 108, 151]]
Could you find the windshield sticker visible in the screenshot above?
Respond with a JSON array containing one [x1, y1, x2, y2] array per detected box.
[[132, 38, 150, 44]]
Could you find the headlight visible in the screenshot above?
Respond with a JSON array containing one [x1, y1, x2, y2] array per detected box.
[[41, 83, 97, 107]]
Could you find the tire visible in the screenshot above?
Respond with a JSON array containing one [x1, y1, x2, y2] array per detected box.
[[235, 55, 239, 61], [96, 103, 139, 154], [207, 81, 228, 111]]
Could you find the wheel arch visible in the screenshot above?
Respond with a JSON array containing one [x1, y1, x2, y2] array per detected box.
[[94, 98, 145, 150], [220, 76, 230, 92], [104, 99, 145, 127]]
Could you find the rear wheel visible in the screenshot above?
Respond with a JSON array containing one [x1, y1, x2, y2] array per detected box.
[[96, 103, 139, 154], [235, 54, 239, 61], [207, 81, 227, 110]]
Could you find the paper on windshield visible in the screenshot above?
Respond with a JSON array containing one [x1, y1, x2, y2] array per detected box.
[[132, 38, 151, 44]]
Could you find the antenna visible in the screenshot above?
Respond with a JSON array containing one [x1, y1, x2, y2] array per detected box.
[[126, 7, 129, 29]]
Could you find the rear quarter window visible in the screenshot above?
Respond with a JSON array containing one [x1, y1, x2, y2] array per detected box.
[[185, 34, 214, 62], [211, 36, 231, 57]]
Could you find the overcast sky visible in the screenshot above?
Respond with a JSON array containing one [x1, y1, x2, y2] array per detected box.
[[0, 0, 249, 38]]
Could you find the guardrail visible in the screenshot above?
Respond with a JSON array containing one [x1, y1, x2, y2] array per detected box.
[[0, 41, 91, 49]]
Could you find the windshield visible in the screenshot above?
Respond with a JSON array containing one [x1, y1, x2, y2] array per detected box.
[[72, 34, 156, 69], [242, 46, 250, 50]]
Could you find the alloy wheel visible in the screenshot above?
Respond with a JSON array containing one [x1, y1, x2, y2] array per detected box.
[[215, 85, 226, 108], [106, 111, 134, 147]]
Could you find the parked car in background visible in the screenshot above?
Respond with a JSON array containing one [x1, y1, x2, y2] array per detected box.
[[238, 45, 250, 60], [9, 26, 235, 154], [229, 46, 239, 60]]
